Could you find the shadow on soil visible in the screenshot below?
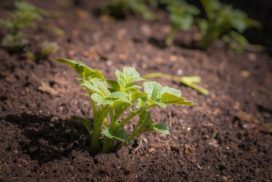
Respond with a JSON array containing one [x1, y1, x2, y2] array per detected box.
[[5, 113, 89, 164]]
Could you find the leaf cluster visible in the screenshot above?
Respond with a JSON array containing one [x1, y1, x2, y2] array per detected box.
[[57, 58, 192, 153], [101, 0, 155, 20], [0, 1, 46, 51]]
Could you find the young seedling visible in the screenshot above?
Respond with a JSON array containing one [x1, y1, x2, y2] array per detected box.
[[143, 72, 209, 95], [164, 0, 199, 46], [57, 58, 192, 153], [101, 0, 155, 20], [0, 1, 46, 52], [197, 0, 260, 51]]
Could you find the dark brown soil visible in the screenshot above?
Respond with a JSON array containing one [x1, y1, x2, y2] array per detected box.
[[0, 0, 272, 181]]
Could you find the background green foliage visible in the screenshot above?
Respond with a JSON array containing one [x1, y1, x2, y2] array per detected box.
[[101, 0, 155, 20], [197, 0, 260, 51], [0, 1, 46, 52], [100, 0, 260, 51]]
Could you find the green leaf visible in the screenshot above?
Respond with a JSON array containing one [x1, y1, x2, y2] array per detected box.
[[153, 123, 170, 135], [138, 111, 153, 128], [161, 86, 181, 97], [57, 58, 105, 80], [143, 81, 163, 100], [144, 81, 192, 106], [107, 80, 120, 91], [109, 91, 132, 108], [131, 89, 146, 101], [116, 67, 143, 89], [91, 93, 112, 105], [161, 93, 193, 106], [102, 128, 129, 142], [81, 78, 110, 97], [110, 91, 130, 103]]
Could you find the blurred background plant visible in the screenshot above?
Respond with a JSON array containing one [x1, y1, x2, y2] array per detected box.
[[197, 0, 261, 52], [99, 0, 261, 52], [101, 0, 155, 20], [0, 1, 47, 53]]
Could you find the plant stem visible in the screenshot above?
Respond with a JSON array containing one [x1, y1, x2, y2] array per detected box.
[[118, 109, 144, 129], [90, 117, 102, 151], [102, 137, 113, 153], [90, 103, 106, 151]]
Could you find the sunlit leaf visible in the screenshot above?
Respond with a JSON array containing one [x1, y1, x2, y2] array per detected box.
[[161, 93, 193, 106], [81, 78, 110, 97], [57, 58, 105, 80], [116, 67, 143, 89]]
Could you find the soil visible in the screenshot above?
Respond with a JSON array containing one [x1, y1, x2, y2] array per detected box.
[[0, 0, 272, 181]]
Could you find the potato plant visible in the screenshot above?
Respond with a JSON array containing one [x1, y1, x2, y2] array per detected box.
[[101, 0, 155, 20], [0, 1, 46, 52], [197, 0, 260, 51], [57, 58, 192, 153]]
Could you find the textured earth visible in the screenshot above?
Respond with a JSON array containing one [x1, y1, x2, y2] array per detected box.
[[0, 0, 271, 181]]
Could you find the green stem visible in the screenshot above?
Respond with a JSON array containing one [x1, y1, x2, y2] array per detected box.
[[90, 116, 102, 151], [90, 103, 106, 151], [118, 108, 146, 129], [102, 137, 113, 153]]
